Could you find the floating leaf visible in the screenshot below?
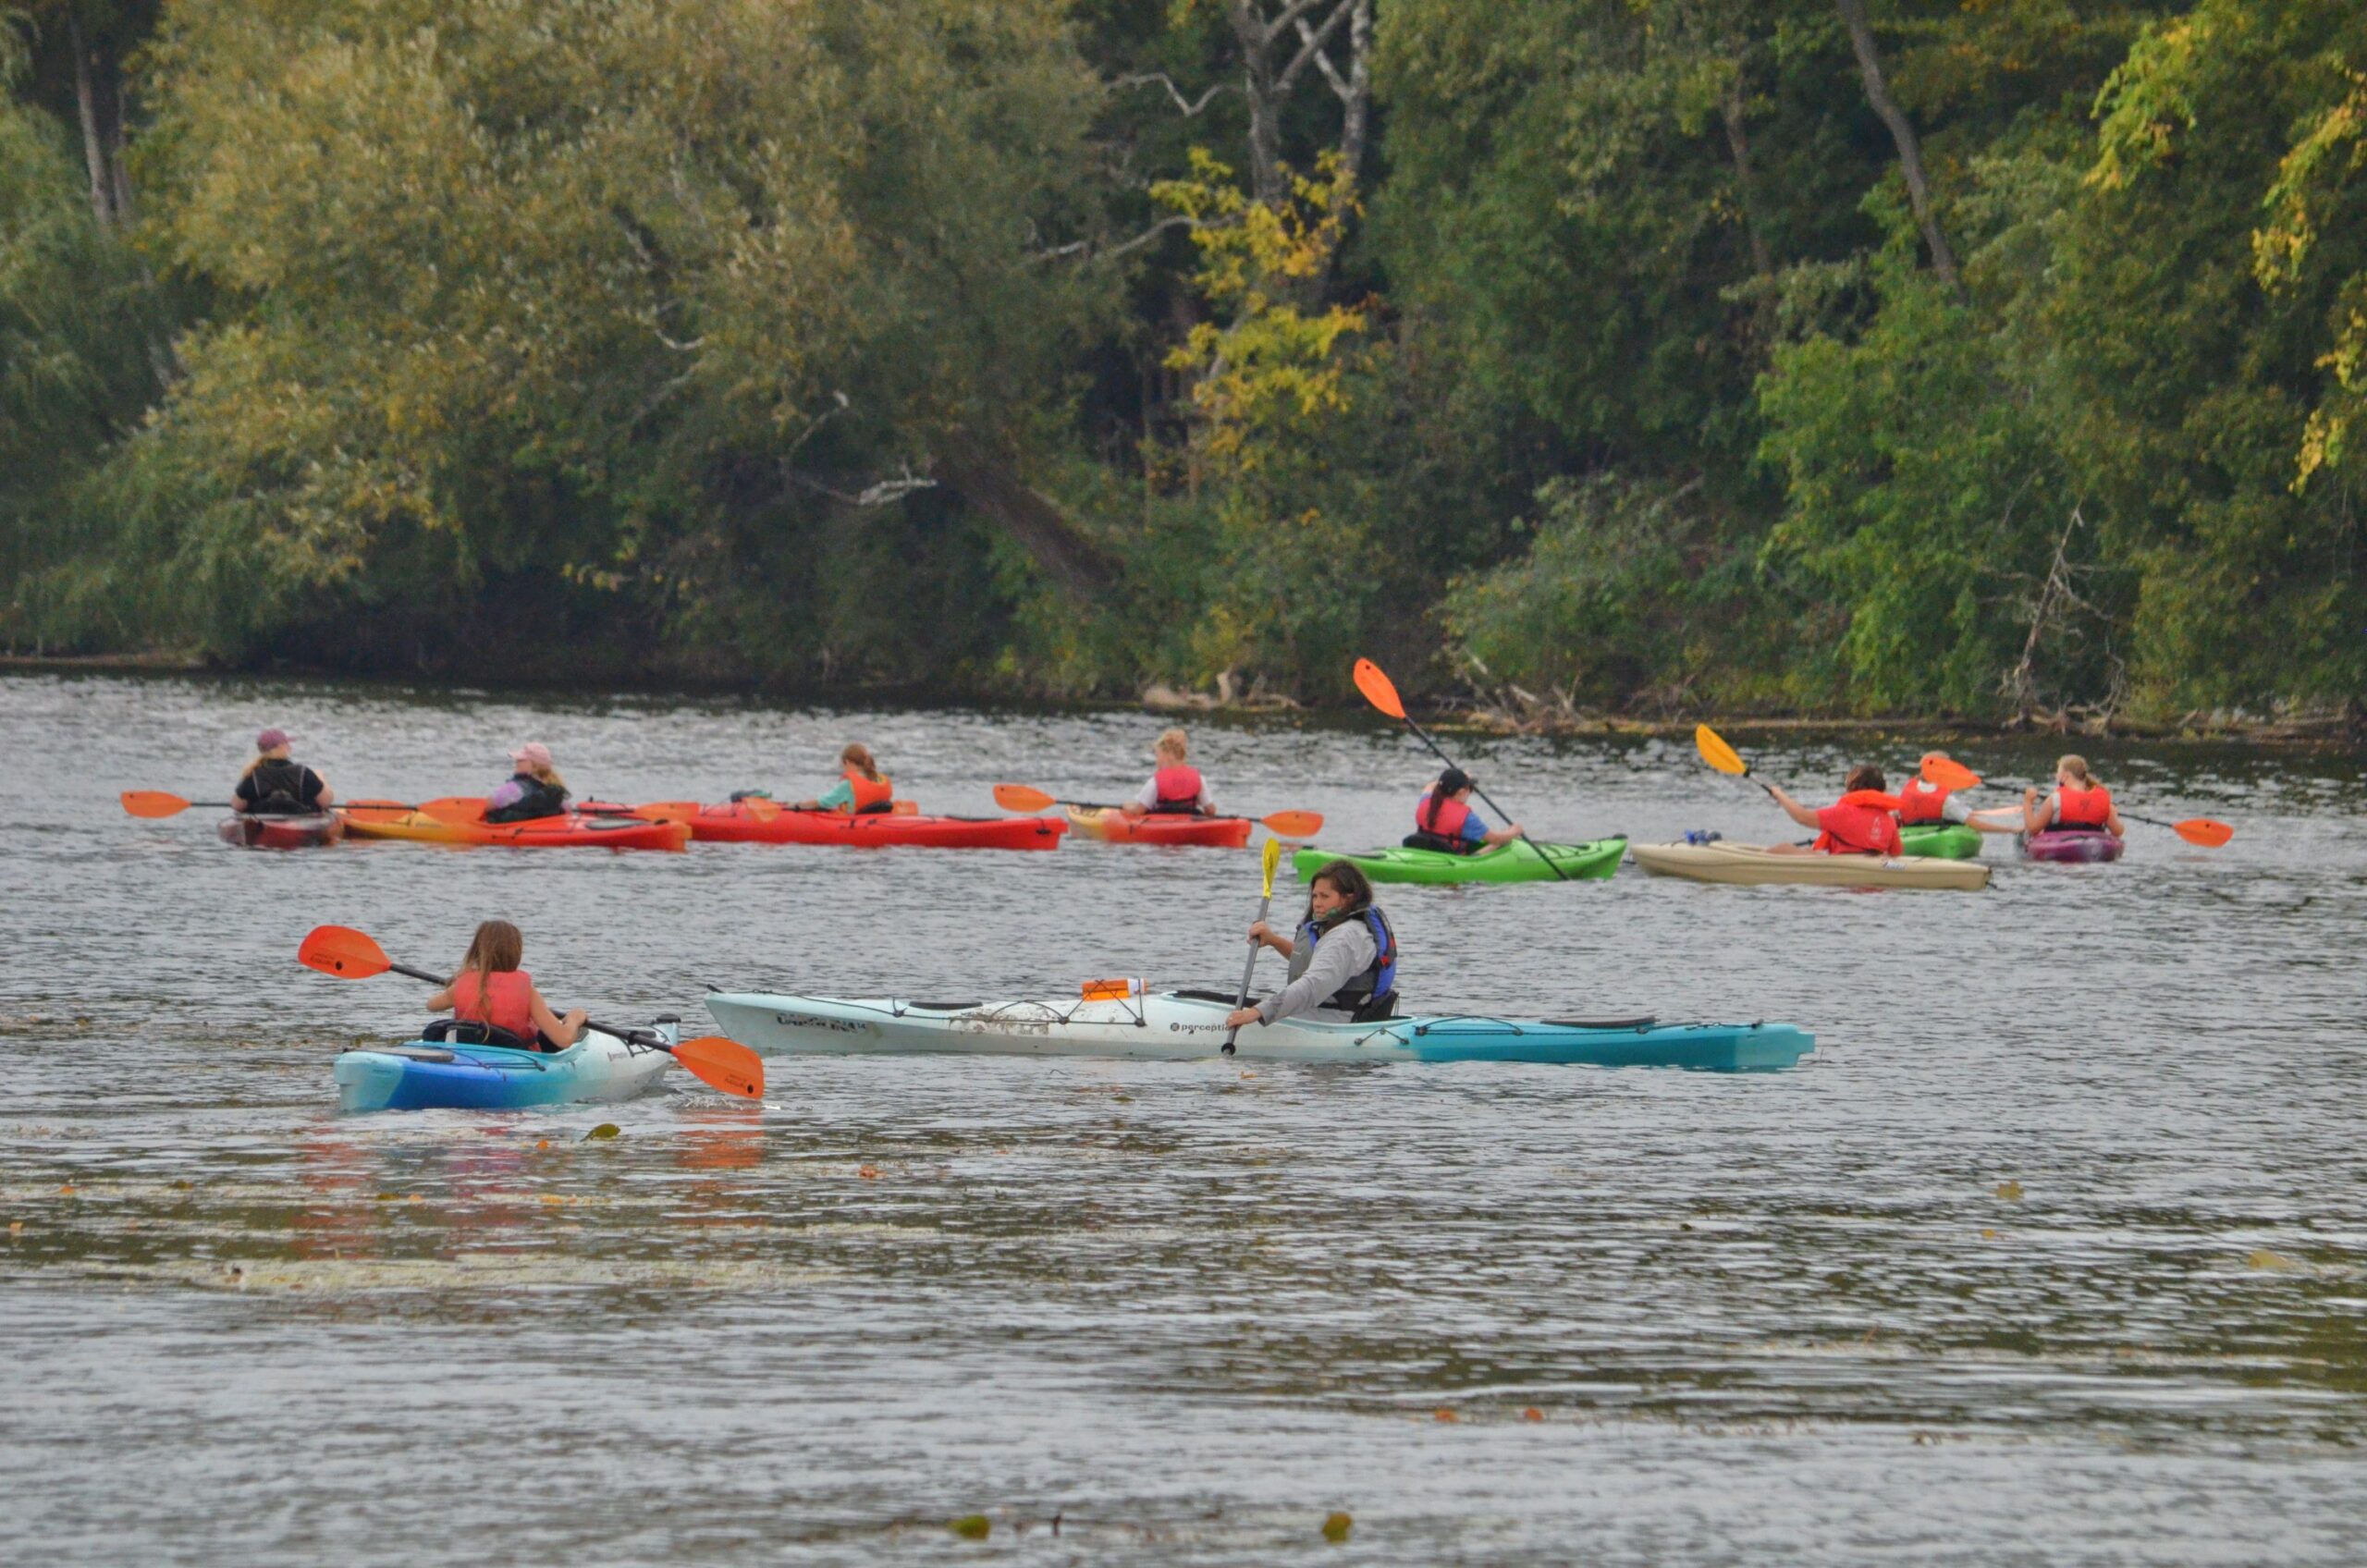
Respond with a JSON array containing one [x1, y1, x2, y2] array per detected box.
[[584, 1123, 620, 1142], [2248, 1249, 2297, 1271], [1521, 1407, 1544, 1422], [536, 1139, 551, 1150], [8, 1221, 23, 1235], [858, 1165, 880, 1180], [1994, 1181, 2023, 1201], [948, 1514, 990, 1540], [1321, 1512, 1353, 1543], [1433, 1407, 1458, 1423]]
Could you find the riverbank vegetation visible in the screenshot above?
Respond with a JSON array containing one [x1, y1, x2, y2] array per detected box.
[[3, 1, 2361, 724]]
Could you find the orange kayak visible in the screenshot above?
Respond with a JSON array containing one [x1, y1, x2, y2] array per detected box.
[[339, 802, 689, 851], [1066, 805, 1253, 849], [656, 800, 1066, 851]]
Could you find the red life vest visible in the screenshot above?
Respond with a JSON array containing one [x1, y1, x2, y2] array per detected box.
[[1896, 777, 1952, 825], [2056, 782, 2113, 828], [1151, 765, 1205, 812], [1416, 790, 1472, 839], [1813, 790, 1902, 855], [452, 970, 535, 1040], [842, 768, 894, 814]]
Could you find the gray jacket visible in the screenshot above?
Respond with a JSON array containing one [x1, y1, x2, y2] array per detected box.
[[1257, 916, 1380, 1024]]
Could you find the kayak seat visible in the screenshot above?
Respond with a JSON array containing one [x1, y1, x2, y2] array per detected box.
[[422, 1018, 546, 1051], [1401, 830, 1478, 855]]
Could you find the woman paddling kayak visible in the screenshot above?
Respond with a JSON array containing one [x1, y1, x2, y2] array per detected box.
[[1226, 859, 1401, 1030], [424, 920, 586, 1052], [233, 728, 334, 815], [485, 742, 571, 824], [1405, 766, 1525, 855], [791, 742, 895, 814], [2018, 753, 2126, 840], [1764, 766, 1903, 856], [1122, 728, 1217, 819], [1899, 751, 2020, 838]]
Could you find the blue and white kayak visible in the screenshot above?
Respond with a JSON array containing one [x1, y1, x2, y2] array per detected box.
[[334, 1020, 680, 1112], [705, 991, 1812, 1072]]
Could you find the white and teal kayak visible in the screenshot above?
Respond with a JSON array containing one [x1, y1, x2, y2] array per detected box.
[[334, 1020, 680, 1112], [705, 990, 1813, 1072]]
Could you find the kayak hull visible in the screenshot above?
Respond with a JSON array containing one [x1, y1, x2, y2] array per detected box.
[[1630, 841, 1991, 890], [1292, 838, 1626, 885], [679, 801, 1066, 850], [334, 1023, 678, 1112], [217, 811, 345, 850], [339, 807, 689, 851], [1897, 823, 1983, 859], [1066, 805, 1253, 849], [2022, 828, 2126, 863], [706, 991, 1812, 1072]]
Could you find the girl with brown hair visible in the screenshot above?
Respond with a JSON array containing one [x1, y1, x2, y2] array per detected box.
[[425, 920, 587, 1051], [794, 743, 895, 814]]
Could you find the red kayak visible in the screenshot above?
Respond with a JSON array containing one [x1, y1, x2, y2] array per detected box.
[[218, 811, 346, 850], [1065, 805, 1253, 849], [661, 801, 1068, 851]]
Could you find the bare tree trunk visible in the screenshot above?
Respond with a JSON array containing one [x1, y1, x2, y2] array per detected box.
[[933, 433, 1124, 601], [68, 15, 119, 231], [1225, 0, 1368, 204], [1720, 81, 1772, 276], [1834, 0, 1958, 288], [1227, 5, 1288, 206]]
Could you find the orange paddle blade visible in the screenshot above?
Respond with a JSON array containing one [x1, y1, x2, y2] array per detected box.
[[993, 783, 1057, 813], [742, 796, 781, 821], [1261, 810, 1324, 838], [2175, 817, 2235, 848], [1921, 755, 1982, 791], [629, 801, 702, 825], [672, 1035, 765, 1099], [419, 796, 488, 825], [1353, 657, 1406, 720], [120, 790, 193, 818], [298, 924, 392, 979]]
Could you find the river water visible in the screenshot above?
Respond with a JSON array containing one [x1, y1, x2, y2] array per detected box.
[[1, 672, 2361, 1565]]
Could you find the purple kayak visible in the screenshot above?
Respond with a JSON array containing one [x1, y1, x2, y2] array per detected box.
[[2022, 828, 2125, 864]]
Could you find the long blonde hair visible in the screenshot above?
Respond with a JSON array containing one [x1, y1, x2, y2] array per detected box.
[[1155, 728, 1189, 763], [525, 763, 567, 790], [840, 742, 884, 783], [2055, 753, 2099, 788], [239, 744, 291, 780], [459, 920, 524, 988]]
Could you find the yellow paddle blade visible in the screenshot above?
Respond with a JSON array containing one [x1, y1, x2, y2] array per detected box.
[[1693, 724, 1748, 778], [1260, 835, 1282, 898], [1921, 755, 1981, 791], [670, 1035, 764, 1099], [120, 790, 193, 818], [1353, 657, 1406, 720]]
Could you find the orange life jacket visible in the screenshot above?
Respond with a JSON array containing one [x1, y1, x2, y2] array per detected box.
[[1151, 765, 1206, 813], [2056, 782, 2113, 828], [452, 970, 535, 1040], [842, 768, 894, 814], [1896, 777, 1953, 825], [1813, 790, 1902, 855]]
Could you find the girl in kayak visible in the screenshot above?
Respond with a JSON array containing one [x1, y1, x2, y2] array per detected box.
[[1122, 729, 1215, 818], [1899, 751, 2021, 837], [1405, 766, 1523, 854], [233, 728, 334, 815], [425, 920, 585, 1051], [485, 742, 570, 824], [2019, 753, 2125, 839], [1226, 859, 1400, 1029], [1765, 766, 1903, 856], [793, 743, 894, 814]]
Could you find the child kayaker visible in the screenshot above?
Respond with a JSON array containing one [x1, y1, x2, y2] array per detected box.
[[425, 920, 585, 1051], [2020, 753, 2125, 839], [1765, 766, 1903, 856], [232, 728, 334, 815], [1122, 728, 1216, 818], [793, 742, 894, 814], [485, 742, 570, 823], [1899, 751, 2019, 837], [1405, 766, 1523, 854], [1226, 859, 1400, 1028]]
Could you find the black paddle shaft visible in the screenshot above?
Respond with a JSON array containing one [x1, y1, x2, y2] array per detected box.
[[1397, 713, 1570, 882], [386, 960, 667, 1049]]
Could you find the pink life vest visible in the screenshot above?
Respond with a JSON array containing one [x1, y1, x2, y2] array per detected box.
[[452, 970, 535, 1040]]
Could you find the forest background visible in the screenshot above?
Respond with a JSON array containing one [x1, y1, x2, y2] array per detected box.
[[3, 0, 2362, 724]]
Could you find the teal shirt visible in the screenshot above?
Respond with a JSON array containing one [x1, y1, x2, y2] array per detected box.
[[815, 778, 855, 812]]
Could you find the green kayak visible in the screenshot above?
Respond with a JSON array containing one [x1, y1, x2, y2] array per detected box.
[[1293, 837, 1627, 885], [1899, 823, 1983, 859]]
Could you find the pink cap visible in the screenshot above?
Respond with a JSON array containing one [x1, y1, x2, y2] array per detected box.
[[255, 728, 291, 752], [510, 741, 553, 769]]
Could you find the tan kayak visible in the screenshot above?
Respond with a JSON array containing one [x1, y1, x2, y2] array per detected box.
[[1629, 841, 1991, 891]]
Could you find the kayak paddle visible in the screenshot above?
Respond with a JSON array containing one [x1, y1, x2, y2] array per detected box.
[[1353, 657, 1568, 879], [1692, 724, 1780, 801], [1222, 837, 1286, 1058], [296, 924, 764, 1099], [992, 783, 1322, 839], [1917, 757, 2232, 847]]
